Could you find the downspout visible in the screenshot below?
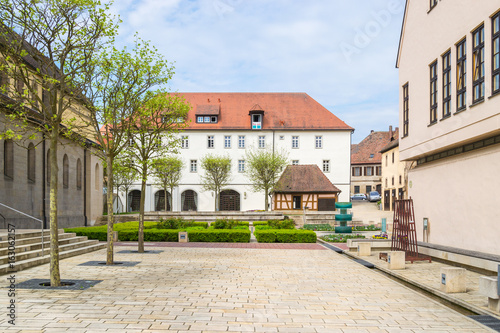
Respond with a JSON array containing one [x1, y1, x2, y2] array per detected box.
[[272, 130, 275, 156], [42, 133, 47, 229], [83, 146, 88, 226]]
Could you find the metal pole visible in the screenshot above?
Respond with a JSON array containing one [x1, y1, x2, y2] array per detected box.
[[0, 202, 45, 256]]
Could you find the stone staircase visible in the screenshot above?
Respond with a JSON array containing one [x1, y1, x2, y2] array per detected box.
[[0, 229, 106, 275]]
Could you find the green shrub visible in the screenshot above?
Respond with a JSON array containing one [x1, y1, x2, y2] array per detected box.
[[254, 230, 276, 243], [65, 227, 107, 241], [118, 229, 181, 242], [212, 219, 249, 229], [254, 225, 272, 230], [268, 219, 295, 229], [252, 221, 268, 226], [275, 230, 316, 243], [302, 224, 334, 231], [188, 229, 250, 242], [156, 218, 208, 229], [254, 229, 316, 243]]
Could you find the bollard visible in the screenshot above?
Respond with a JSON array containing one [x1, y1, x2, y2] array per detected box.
[[178, 231, 189, 243], [388, 251, 405, 270], [440, 267, 466, 293], [357, 242, 371, 256]]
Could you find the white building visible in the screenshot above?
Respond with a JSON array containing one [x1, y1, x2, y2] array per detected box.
[[397, 1, 500, 255], [122, 92, 353, 212]]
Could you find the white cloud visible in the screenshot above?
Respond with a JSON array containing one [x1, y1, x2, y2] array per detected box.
[[111, 0, 405, 142]]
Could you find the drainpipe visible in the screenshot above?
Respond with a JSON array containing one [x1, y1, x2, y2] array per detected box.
[[42, 133, 47, 229], [83, 146, 88, 226]]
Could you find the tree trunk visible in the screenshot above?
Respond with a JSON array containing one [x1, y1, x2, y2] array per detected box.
[[264, 188, 269, 211], [106, 154, 114, 265], [164, 188, 168, 211], [49, 128, 61, 286], [138, 167, 147, 253]]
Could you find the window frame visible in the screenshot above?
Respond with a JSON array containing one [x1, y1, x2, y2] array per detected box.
[[238, 160, 245, 173], [292, 160, 299, 165], [291, 136, 299, 149], [365, 166, 374, 176], [224, 135, 231, 149], [352, 167, 362, 177], [190, 160, 197, 173], [429, 60, 438, 124], [181, 135, 189, 149], [322, 160, 330, 173], [402, 83, 409, 137], [442, 50, 452, 118], [238, 135, 245, 149], [493, 13, 500, 95], [472, 25, 485, 104], [258, 135, 265, 149], [207, 135, 214, 149], [315, 136, 323, 149], [456, 38, 467, 111]]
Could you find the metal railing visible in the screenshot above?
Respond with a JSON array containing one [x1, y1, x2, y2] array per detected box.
[[0, 202, 45, 256]]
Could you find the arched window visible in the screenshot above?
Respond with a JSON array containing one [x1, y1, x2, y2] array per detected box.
[[95, 163, 99, 190], [76, 158, 82, 190], [3, 139, 14, 179], [63, 154, 69, 188], [27, 143, 36, 182], [46, 149, 51, 185]]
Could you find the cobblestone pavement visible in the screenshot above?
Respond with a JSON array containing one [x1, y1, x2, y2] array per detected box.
[[0, 245, 493, 332]]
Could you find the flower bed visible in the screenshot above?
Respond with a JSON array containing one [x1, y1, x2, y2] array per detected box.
[[302, 224, 334, 231], [320, 234, 365, 243]]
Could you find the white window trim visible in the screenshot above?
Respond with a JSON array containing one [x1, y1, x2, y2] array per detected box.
[[292, 136, 299, 149], [315, 136, 323, 149], [207, 135, 214, 149], [238, 135, 245, 149], [224, 135, 231, 149], [258, 136, 265, 149], [238, 160, 245, 173], [181, 136, 189, 149], [323, 160, 330, 173], [190, 160, 197, 173], [292, 160, 299, 165]]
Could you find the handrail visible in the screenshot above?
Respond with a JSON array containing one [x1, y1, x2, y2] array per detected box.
[[0, 202, 45, 256]]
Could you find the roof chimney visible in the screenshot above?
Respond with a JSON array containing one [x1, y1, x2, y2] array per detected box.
[[389, 125, 393, 138], [371, 130, 374, 133]]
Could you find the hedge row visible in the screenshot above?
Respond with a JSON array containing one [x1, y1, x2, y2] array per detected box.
[[119, 229, 181, 242], [188, 229, 251, 243], [254, 229, 316, 243], [252, 221, 268, 226]]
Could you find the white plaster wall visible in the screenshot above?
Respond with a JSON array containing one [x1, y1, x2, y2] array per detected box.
[[408, 144, 500, 255], [399, 0, 500, 161], [120, 129, 352, 211]]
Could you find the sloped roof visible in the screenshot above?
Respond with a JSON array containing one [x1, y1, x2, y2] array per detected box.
[[351, 128, 399, 165], [176, 92, 353, 131], [274, 165, 340, 193], [380, 138, 399, 154]]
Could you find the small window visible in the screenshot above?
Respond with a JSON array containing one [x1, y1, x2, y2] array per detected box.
[[204, 116, 210, 123], [399, 175, 402, 185], [369, 154, 374, 158], [238, 160, 245, 173], [322, 160, 330, 172], [238, 135, 245, 149], [95, 163, 99, 190], [258, 136, 265, 148], [429, 60, 438, 124], [211, 116, 218, 123], [365, 166, 373, 176], [252, 114, 262, 129], [354, 186, 360, 194], [4, 139, 14, 179], [63, 154, 69, 188], [292, 196, 301, 209], [196, 116, 204, 123], [190, 160, 197, 173], [472, 25, 485, 103], [224, 136, 231, 149], [315, 136, 322, 149], [207, 135, 214, 148], [442, 51, 451, 118], [27, 143, 36, 182], [392, 152, 395, 164], [181, 136, 189, 149], [392, 176, 395, 186], [76, 158, 82, 190], [279, 135, 285, 140], [352, 167, 362, 177], [292, 136, 299, 149], [457, 39, 467, 111], [292, 160, 299, 165], [376, 166, 382, 176]]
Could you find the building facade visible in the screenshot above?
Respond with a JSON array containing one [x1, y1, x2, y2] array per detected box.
[[122, 93, 353, 212], [350, 127, 397, 196], [397, 0, 500, 255], [380, 138, 411, 211]]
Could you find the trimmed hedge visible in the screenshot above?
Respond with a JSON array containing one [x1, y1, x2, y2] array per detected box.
[[118, 229, 181, 242], [188, 229, 251, 243], [212, 219, 249, 229], [64, 227, 107, 241], [252, 221, 269, 226], [254, 229, 316, 243], [268, 219, 295, 229], [156, 218, 208, 229]]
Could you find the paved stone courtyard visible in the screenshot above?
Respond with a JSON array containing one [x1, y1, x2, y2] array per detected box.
[[0, 245, 493, 332]]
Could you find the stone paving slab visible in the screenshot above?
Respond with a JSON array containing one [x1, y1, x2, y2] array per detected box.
[[0, 245, 495, 332], [114, 242, 327, 250]]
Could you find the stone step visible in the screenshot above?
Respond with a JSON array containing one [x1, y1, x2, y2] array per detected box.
[[0, 232, 75, 249], [0, 229, 65, 242], [0, 241, 106, 275], [0, 236, 90, 264]]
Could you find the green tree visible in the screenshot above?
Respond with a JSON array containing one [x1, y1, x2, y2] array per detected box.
[[152, 156, 184, 211], [83, 38, 174, 264], [113, 159, 138, 213], [125, 93, 189, 252], [0, 0, 116, 286], [245, 149, 289, 211], [200, 154, 232, 211]]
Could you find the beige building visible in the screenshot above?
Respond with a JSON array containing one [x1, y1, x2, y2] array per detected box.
[[380, 138, 412, 211], [351, 127, 397, 197], [397, 0, 500, 255]]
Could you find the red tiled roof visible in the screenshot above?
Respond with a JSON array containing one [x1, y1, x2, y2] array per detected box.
[[351, 128, 399, 165], [175, 93, 353, 131], [274, 165, 341, 193], [196, 104, 220, 115]]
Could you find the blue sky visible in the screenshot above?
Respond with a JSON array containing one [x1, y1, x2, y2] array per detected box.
[[111, 0, 405, 143]]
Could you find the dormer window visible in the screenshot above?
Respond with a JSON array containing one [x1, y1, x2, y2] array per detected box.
[[195, 104, 220, 124], [196, 115, 218, 123], [249, 105, 265, 130]]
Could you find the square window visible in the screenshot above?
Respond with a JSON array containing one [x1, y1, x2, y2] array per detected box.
[[197, 116, 204, 123], [204, 116, 210, 123], [211, 116, 218, 123]]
